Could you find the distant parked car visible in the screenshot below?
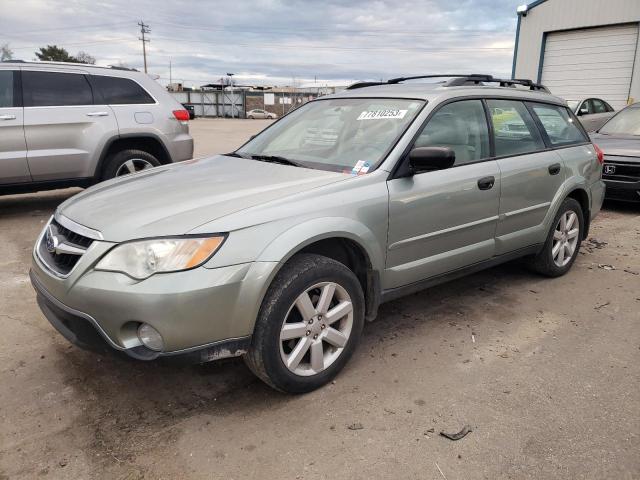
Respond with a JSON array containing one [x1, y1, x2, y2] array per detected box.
[[182, 103, 196, 119], [247, 109, 277, 119], [566, 98, 615, 132], [591, 103, 640, 202], [0, 61, 193, 194]]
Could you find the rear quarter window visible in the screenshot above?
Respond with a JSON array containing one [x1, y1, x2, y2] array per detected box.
[[530, 103, 588, 146], [89, 75, 155, 105]]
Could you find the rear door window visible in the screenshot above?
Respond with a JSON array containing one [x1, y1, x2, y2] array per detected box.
[[0, 70, 17, 108], [89, 75, 155, 104], [23, 71, 93, 107], [487, 99, 546, 157], [530, 103, 588, 146]]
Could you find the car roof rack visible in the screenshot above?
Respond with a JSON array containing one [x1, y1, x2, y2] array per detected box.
[[0, 60, 138, 72], [346, 74, 549, 92]]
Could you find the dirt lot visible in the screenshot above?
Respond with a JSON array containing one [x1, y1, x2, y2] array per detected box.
[[1, 118, 639, 480]]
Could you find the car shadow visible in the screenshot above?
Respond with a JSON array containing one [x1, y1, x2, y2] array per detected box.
[[0, 188, 81, 219], [601, 198, 640, 214]]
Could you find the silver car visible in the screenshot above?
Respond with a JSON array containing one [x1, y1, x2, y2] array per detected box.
[[247, 109, 277, 119], [0, 61, 193, 194], [567, 98, 615, 132], [31, 74, 605, 393]]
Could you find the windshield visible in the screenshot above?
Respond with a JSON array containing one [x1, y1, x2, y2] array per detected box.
[[566, 100, 580, 111], [599, 106, 640, 135], [236, 98, 424, 173]]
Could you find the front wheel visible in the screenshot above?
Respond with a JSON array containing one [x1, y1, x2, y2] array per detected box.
[[526, 198, 584, 277], [244, 254, 365, 393]]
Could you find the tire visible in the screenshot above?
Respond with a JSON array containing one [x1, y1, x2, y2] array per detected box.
[[244, 253, 365, 393], [526, 198, 584, 277], [101, 149, 161, 180], [248, 115, 254, 119]]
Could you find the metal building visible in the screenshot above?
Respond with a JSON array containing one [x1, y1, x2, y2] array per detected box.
[[512, 0, 640, 109]]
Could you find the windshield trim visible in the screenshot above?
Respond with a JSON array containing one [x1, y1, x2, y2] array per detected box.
[[233, 96, 428, 174]]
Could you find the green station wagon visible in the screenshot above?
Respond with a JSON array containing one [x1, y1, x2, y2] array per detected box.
[[31, 74, 605, 393]]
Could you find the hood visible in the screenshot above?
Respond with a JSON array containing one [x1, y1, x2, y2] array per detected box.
[[58, 155, 348, 241], [591, 134, 640, 159]]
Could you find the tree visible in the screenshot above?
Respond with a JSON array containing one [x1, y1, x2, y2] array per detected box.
[[1, 43, 12, 61], [74, 51, 95, 65], [35, 45, 74, 62], [34, 45, 95, 64]]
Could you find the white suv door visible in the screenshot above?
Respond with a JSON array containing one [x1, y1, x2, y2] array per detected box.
[[22, 69, 118, 181], [0, 69, 30, 185]]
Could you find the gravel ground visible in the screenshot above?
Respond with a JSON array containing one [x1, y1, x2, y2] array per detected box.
[[0, 118, 638, 479]]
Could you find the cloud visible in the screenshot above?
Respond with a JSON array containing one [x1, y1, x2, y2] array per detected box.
[[1, 0, 522, 87]]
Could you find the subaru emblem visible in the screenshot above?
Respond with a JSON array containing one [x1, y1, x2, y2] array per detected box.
[[45, 225, 59, 253]]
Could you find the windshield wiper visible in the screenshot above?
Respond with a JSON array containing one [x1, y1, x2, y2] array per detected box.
[[250, 154, 305, 168]]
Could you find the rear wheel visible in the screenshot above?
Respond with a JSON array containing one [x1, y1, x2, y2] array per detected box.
[[527, 198, 584, 277], [244, 254, 365, 393], [102, 149, 161, 180]]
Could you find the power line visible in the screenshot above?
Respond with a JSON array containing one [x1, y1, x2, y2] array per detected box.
[[151, 36, 513, 53], [138, 20, 150, 73]]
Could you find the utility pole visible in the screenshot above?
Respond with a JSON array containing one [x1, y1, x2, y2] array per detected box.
[[138, 20, 150, 73]]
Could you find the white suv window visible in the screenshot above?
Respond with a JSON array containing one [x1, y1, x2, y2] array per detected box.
[[23, 71, 93, 107], [89, 75, 155, 105], [0, 71, 15, 108]]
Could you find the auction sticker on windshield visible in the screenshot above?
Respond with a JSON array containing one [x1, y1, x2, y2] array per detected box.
[[357, 109, 408, 120]]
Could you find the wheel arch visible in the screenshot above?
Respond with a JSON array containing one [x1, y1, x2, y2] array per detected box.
[[565, 187, 590, 239], [95, 134, 172, 179], [256, 218, 386, 321]]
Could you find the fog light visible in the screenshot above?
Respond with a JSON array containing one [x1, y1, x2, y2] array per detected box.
[[137, 323, 164, 351]]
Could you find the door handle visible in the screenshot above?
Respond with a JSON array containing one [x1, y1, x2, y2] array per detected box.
[[548, 163, 561, 175], [86, 111, 109, 117], [0, 114, 16, 120], [477, 176, 495, 190]]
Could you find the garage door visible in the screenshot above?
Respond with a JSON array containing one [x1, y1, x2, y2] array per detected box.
[[541, 24, 639, 110]]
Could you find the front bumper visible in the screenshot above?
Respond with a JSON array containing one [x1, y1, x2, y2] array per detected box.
[[603, 178, 640, 203], [31, 243, 278, 360]]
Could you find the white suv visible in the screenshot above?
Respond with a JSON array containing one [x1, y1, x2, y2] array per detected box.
[[0, 61, 193, 194]]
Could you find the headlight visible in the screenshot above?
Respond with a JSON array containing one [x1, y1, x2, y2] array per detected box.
[[95, 236, 225, 279]]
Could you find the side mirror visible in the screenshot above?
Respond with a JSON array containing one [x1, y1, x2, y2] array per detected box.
[[409, 147, 455, 173], [578, 107, 589, 116]]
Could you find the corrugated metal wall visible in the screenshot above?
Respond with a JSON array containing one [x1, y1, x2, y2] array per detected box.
[[169, 90, 245, 117], [513, 0, 640, 105]]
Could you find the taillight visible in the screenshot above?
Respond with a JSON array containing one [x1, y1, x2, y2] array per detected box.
[[593, 143, 604, 164], [173, 109, 190, 121]]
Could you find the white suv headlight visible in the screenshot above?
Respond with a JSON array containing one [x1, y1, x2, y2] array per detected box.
[[95, 236, 225, 279]]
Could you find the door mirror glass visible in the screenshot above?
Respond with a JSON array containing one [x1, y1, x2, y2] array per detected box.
[[409, 147, 455, 173]]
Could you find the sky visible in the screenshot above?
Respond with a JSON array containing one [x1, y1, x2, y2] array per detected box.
[[1, 0, 524, 88]]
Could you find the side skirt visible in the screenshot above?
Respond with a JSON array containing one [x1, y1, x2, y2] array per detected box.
[[380, 244, 543, 304]]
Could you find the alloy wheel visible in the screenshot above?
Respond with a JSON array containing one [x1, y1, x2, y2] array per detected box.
[[552, 210, 579, 267], [115, 158, 154, 176], [279, 282, 353, 376]]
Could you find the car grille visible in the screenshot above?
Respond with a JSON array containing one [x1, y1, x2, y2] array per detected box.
[[602, 157, 640, 183], [37, 218, 94, 276]]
